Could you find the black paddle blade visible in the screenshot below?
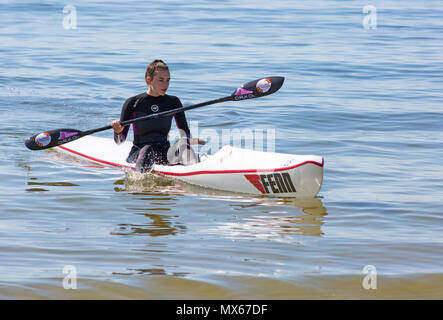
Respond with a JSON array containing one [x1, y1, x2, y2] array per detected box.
[[25, 128, 82, 150], [231, 76, 284, 101]]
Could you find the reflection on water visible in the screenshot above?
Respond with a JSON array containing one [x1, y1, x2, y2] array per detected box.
[[114, 173, 327, 242], [209, 197, 327, 241], [121, 268, 190, 277], [25, 179, 80, 192], [111, 212, 187, 237], [27, 181, 79, 187], [112, 176, 187, 237]]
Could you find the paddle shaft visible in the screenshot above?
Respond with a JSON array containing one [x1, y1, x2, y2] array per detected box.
[[25, 76, 284, 150], [83, 96, 232, 137]]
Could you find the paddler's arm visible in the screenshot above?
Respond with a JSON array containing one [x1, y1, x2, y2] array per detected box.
[[112, 97, 134, 145], [111, 119, 127, 144]]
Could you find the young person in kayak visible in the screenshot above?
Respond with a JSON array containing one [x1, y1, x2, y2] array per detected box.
[[111, 60, 204, 172]]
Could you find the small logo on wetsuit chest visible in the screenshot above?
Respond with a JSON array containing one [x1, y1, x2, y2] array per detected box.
[[151, 105, 159, 112]]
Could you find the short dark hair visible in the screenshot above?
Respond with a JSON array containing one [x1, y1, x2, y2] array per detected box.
[[145, 60, 169, 84]]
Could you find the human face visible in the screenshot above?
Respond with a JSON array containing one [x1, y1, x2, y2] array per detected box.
[[147, 69, 170, 96]]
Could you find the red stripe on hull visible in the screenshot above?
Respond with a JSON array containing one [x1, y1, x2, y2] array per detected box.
[[58, 145, 133, 169], [155, 160, 324, 177], [58, 145, 324, 177]]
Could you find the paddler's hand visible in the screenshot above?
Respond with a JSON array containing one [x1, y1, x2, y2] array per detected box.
[[111, 120, 124, 134], [190, 138, 206, 145]]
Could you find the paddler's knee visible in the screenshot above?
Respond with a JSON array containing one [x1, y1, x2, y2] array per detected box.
[[135, 145, 154, 173]]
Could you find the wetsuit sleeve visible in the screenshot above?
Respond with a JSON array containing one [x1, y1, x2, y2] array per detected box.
[[173, 98, 191, 139], [114, 97, 134, 144]]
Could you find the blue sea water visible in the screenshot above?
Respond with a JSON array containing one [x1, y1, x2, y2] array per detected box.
[[0, 0, 442, 299]]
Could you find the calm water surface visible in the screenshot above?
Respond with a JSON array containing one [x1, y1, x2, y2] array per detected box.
[[1, 0, 442, 299]]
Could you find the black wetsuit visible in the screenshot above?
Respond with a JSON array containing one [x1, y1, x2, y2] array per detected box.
[[114, 92, 191, 166]]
